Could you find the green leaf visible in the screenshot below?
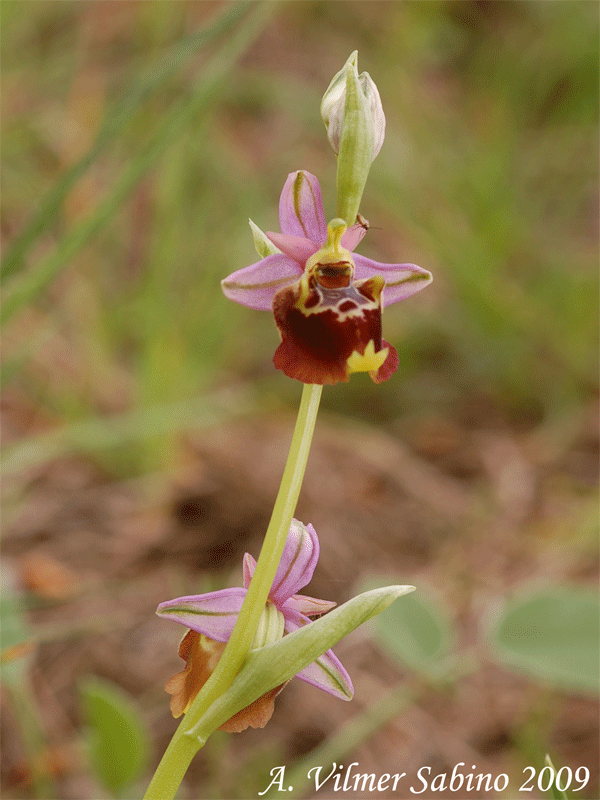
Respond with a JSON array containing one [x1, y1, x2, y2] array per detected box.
[[80, 676, 150, 796], [373, 583, 453, 679], [490, 585, 599, 693], [187, 585, 415, 739]]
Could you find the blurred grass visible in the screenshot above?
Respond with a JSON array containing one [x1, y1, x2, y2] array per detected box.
[[1, 0, 598, 476], [1, 6, 598, 797], [1, 1, 272, 325], [0, 0, 255, 282]]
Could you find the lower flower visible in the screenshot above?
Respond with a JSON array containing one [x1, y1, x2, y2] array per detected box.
[[157, 520, 352, 732]]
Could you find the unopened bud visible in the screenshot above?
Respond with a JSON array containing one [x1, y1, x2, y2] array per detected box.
[[320, 51, 385, 162], [321, 52, 386, 226]]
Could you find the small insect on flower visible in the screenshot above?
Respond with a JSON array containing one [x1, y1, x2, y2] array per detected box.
[[221, 171, 432, 385]]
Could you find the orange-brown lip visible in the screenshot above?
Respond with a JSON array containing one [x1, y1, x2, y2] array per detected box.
[[272, 273, 398, 385]]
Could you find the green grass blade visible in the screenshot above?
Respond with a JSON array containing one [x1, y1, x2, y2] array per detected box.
[[0, 0, 254, 282], [1, 1, 273, 327]]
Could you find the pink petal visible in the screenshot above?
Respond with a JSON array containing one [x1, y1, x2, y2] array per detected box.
[[156, 588, 247, 642], [341, 216, 369, 251], [242, 552, 256, 590], [221, 254, 302, 311], [352, 254, 433, 307], [266, 232, 317, 266], [282, 594, 337, 616], [284, 608, 353, 700], [269, 520, 320, 606], [279, 171, 327, 245]]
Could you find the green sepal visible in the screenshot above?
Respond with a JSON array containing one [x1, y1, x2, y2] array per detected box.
[[249, 219, 281, 258], [185, 585, 414, 741]]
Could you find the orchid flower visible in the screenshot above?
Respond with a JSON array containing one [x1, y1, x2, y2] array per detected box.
[[221, 170, 432, 385], [157, 519, 352, 732]]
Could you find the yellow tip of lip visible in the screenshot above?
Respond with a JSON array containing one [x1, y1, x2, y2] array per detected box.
[[346, 340, 388, 374]]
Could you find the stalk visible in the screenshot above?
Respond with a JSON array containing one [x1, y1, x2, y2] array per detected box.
[[144, 383, 322, 800]]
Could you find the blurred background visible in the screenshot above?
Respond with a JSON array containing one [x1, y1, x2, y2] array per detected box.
[[1, 2, 598, 798]]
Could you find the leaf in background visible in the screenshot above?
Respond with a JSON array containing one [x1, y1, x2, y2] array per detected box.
[[80, 676, 150, 797], [490, 585, 599, 693], [370, 579, 454, 679]]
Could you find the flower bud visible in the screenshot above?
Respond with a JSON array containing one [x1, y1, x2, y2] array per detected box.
[[320, 51, 386, 162], [321, 52, 386, 226], [359, 72, 385, 160]]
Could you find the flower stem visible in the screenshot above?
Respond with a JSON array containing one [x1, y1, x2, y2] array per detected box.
[[144, 383, 323, 800]]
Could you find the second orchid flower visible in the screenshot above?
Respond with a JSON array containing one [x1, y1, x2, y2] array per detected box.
[[157, 520, 352, 732]]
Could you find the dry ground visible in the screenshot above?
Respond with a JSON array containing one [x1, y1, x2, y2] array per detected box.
[[2, 393, 598, 799]]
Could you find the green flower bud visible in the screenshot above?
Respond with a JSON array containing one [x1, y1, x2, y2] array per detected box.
[[320, 52, 386, 226], [320, 52, 385, 161]]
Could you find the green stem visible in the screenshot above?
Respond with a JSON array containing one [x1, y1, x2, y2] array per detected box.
[[144, 383, 323, 800]]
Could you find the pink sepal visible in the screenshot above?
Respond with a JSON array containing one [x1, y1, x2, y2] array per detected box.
[[284, 608, 354, 700], [221, 254, 302, 311], [279, 171, 327, 244], [352, 253, 433, 307], [156, 588, 247, 642]]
